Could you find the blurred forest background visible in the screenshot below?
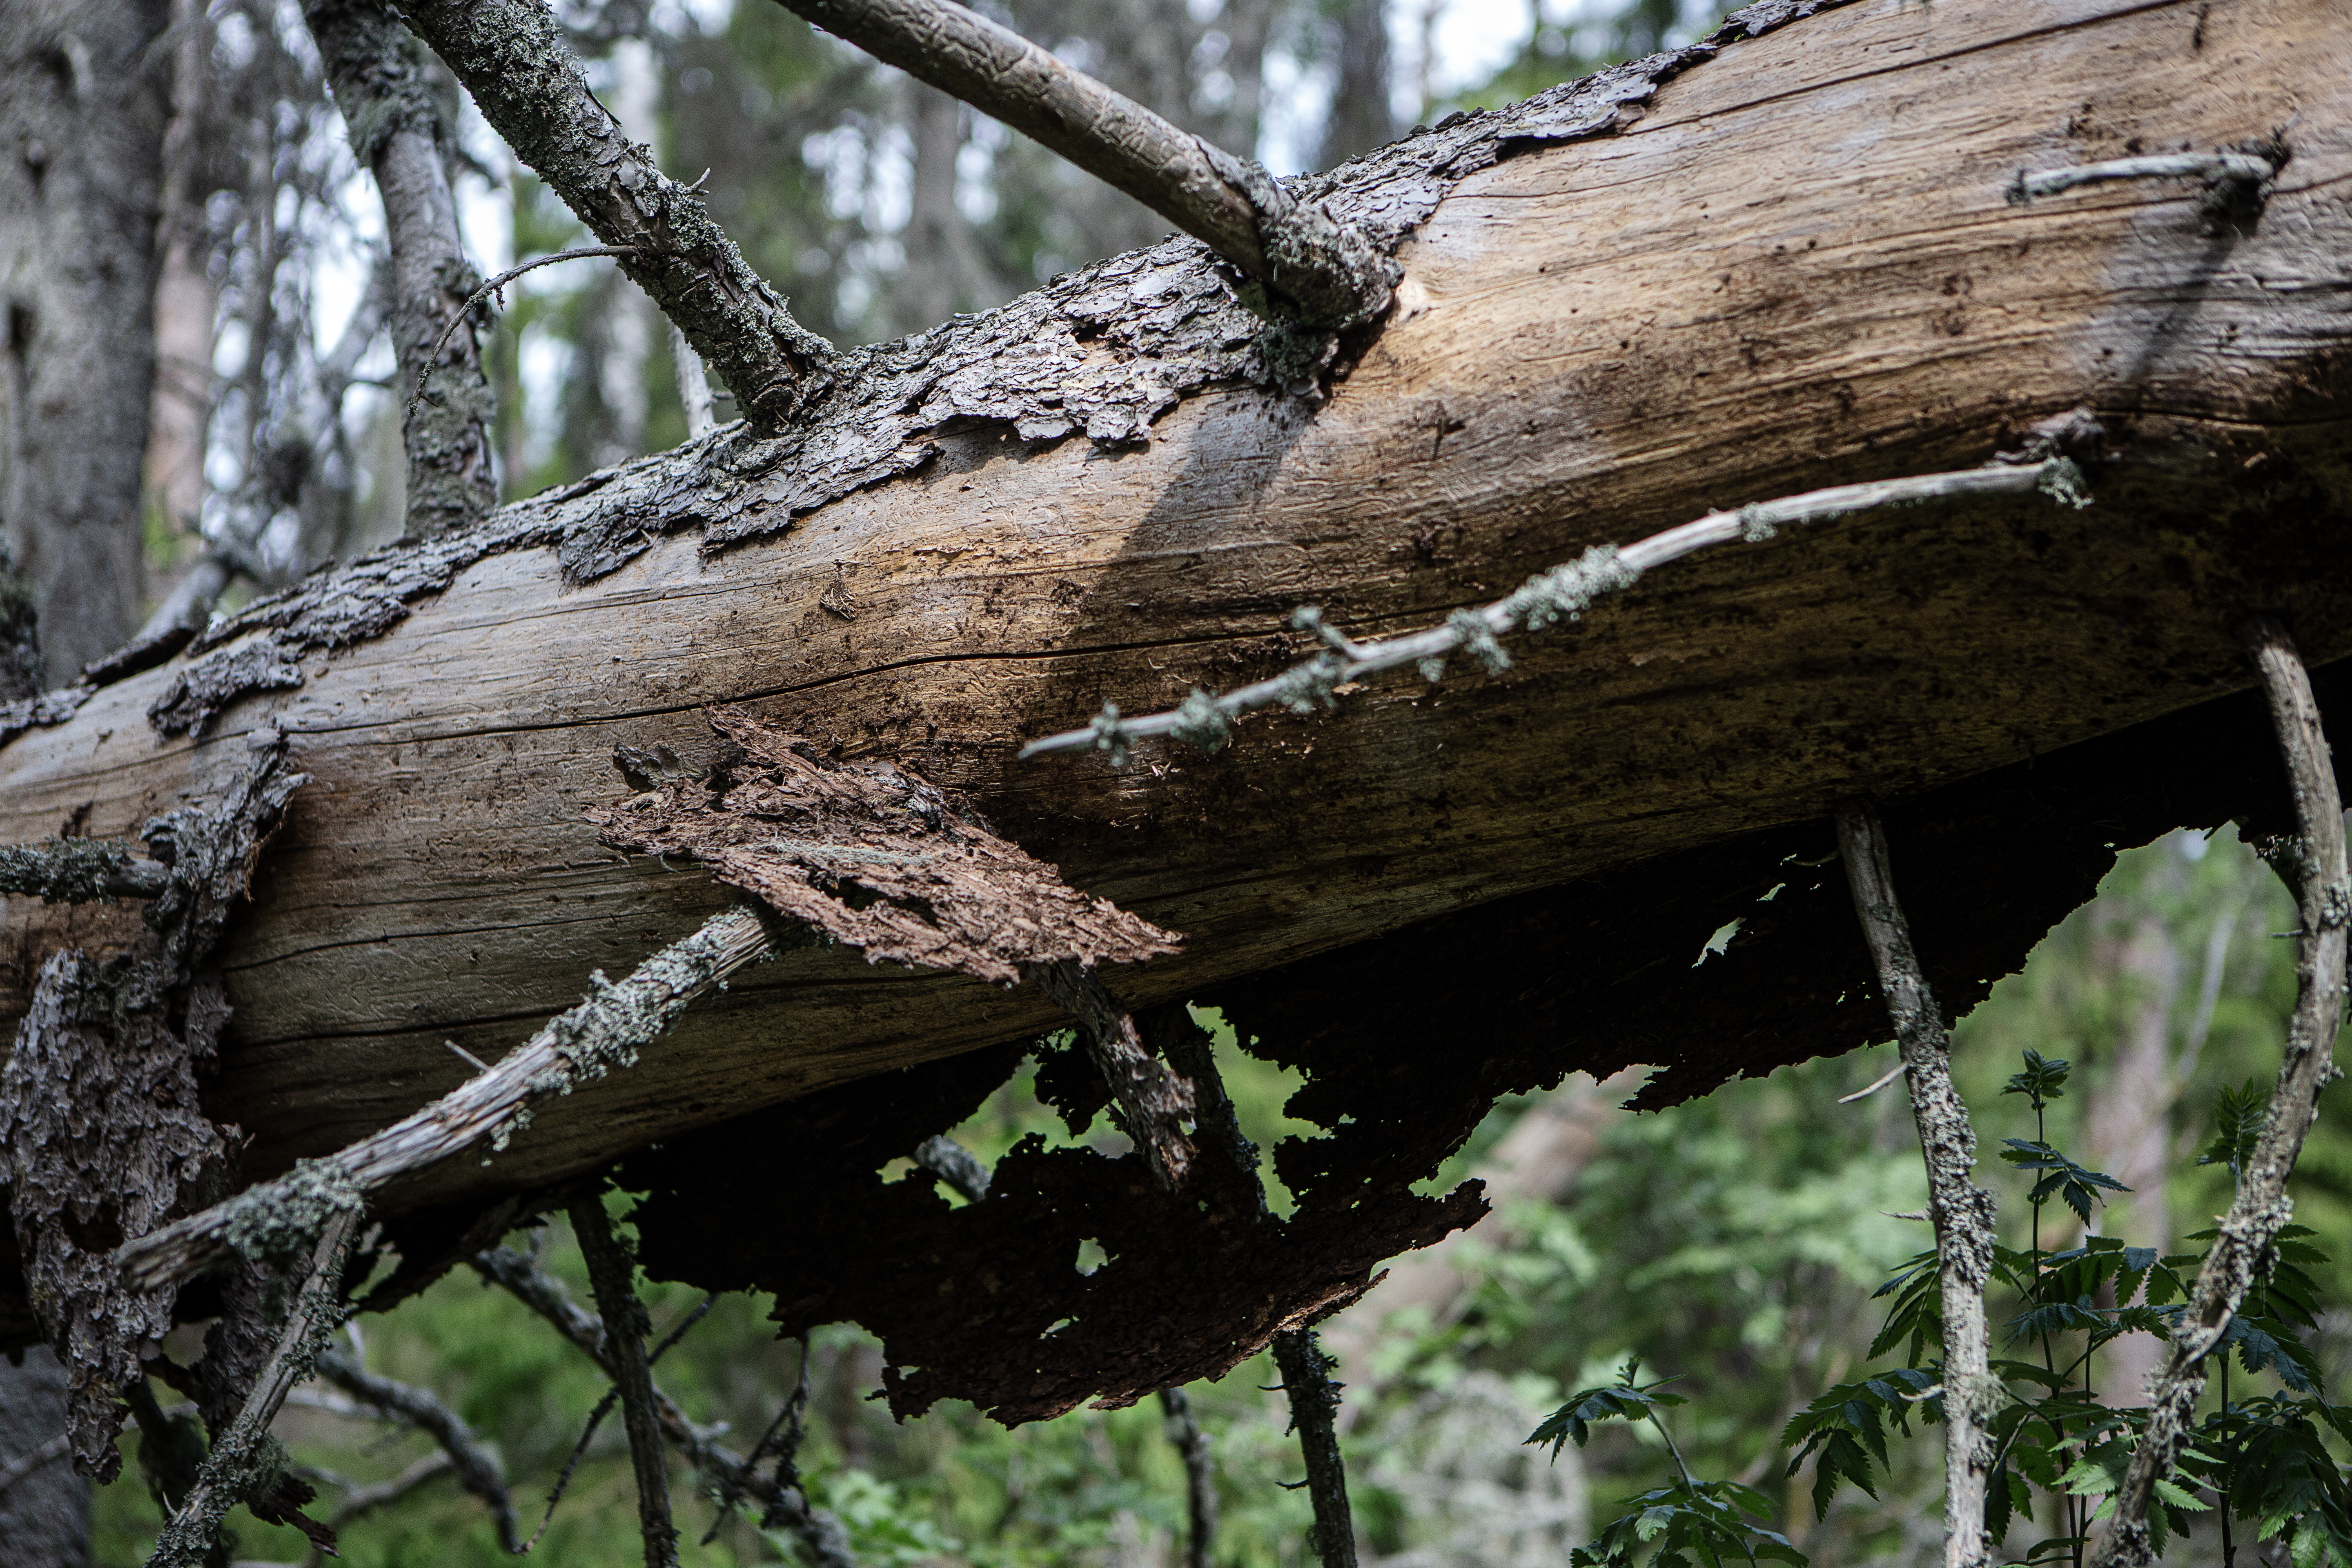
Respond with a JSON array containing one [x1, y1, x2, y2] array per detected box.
[[78, 0, 2352, 1562]]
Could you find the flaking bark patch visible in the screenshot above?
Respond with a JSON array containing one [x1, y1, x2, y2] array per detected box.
[[0, 735, 305, 1479], [587, 707, 1178, 984]]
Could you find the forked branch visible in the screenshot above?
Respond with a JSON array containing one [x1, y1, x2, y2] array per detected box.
[[391, 0, 837, 425], [772, 0, 1393, 328], [1837, 800, 1999, 1568], [2086, 617, 2348, 1568]]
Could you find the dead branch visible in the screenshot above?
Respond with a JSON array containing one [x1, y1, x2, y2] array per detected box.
[[1033, 961, 1197, 1190], [1836, 800, 1998, 1568], [117, 906, 783, 1292], [2087, 617, 2348, 1568], [298, 1452, 454, 1566], [1273, 1328, 1359, 1568], [405, 247, 651, 419], [2010, 149, 2278, 203], [312, 1347, 522, 1552], [1023, 457, 2090, 762], [145, 1209, 359, 1568], [307, 0, 499, 535], [470, 1245, 857, 1568], [912, 1136, 991, 1202], [570, 1195, 678, 1568], [772, 0, 1392, 327], [1158, 1387, 1219, 1568], [0, 838, 170, 902], [389, 0, 837, 425]]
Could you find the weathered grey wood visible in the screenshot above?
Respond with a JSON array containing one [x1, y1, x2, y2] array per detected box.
[[4, 0, 2351, 1225]]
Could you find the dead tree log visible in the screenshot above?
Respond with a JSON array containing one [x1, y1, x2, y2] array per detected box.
[[2, 0, 2351, 1296]]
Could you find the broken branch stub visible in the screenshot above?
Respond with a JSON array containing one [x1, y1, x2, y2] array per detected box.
[[773, 0, 1394, 328]]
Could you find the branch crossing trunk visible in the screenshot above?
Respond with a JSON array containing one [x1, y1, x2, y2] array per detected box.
[[2086, 617, 2349, 1568], [1837, 800, 1999, 1568]]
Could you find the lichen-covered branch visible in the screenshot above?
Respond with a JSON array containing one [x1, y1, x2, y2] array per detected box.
[[2087, 617, 2348, 1568], [0, 837, 169, 902], [116, 906, 783, 1292], [306, 0, 498, 535], [1022, 457, 2090, 762], [470, 1245, 857, 1568], [1836, 800, 1998, 1568], [773, 0, 1393, 328], [570, 1195, 679, 1568], [312, 1347, 521, 1553], [1273, 1329, 1358, 1568], [912, 1136, 991, 1202], [145, 1209, 358, 1568], [2009, 149, 2279, 203], [390, 0, 837, 425]]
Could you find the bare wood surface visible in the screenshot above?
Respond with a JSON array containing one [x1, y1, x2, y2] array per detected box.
[[2086, 617, 2349, 1568], [1837, 800, 1998, 1568], [4, 0, 2352, 1222]]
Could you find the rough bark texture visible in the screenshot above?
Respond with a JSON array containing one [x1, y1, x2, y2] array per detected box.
[[1274, 1328, 1361, 1568], [571, 1195, 679, 1568], [0, 0, 172, 677], [3, 0, 2352, 1319], [307, 0, 499, 537], [1838, 800, 1998, 1568], [392, 0, 838, 426]]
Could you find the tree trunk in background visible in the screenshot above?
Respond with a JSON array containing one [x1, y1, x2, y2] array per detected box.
[[2083, 851, 2196, 1405], [0, 1347, 88, 1567], [1319, 0, 1396, 168], [0, 541, 40, 699], [0, 0, 172, 677], [897, 80, 975, 336], [144, 0, 216, 614]]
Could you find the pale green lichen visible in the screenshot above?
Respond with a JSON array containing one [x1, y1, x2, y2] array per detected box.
[[216, 1155, 364, 1264], [1500, 544, 1644, 635], [1169, 690, 1233, 753]]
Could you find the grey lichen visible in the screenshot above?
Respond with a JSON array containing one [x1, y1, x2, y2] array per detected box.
[[1168, 690, 1232, 754], [0, 837, 167, 903], [1499, 545, 1644, 634], [215, 1156, 365, 1265]]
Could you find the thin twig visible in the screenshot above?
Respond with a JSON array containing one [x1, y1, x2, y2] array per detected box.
[[0, 1432, 68, 1499], [2086, 617, 2348, 1568], [1837, 800, 1999, 1568], [118, 906, 780, 1292], [1022, 458, 2090, 763], [145, 1210, 360, 1568], [1158, 1387, 1219, 1568], [1838, 1060, 1909, 1104], [312, 1348, 523, 1552], [530, 1292, 714, 1550], [2008, 151, 2276, 203], [470, 1247, 858, 1568], [1272, 1329, 1358, 1568], [406, 246, 644, 416], [296, 1452, 455, 1568], [571, 1195, 679, 1568]]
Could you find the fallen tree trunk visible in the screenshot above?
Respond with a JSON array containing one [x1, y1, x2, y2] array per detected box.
[[3, 0, 2350, 1261]]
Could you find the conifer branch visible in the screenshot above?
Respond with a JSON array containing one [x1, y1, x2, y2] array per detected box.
[[772, 0, 1394, 327], [2086, 617, 2348, 1568], [1023, 458, 2090, 764], [1836, 800, 1999, 1568], [117, 907, 784, 1292], [389, 0, 838, 426]]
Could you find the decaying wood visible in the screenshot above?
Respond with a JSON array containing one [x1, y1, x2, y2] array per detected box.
[[2086, 617, 2349, 1568], [3, 0, 2351, 1258], [1836, 800, 1999, 1568], [776, 0, 1393, 327]]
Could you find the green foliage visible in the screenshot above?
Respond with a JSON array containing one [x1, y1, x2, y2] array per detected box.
[[1530, 1359, 1690, 1457], [1571, 1478, 1806, 1568]]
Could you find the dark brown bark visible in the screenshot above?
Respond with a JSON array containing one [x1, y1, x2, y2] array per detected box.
[[307, 0, 499, 538], [0, 0, 172, 677]]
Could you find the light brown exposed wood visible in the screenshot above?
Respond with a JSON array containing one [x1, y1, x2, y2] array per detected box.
[[4, 0, 2350, 1220]]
